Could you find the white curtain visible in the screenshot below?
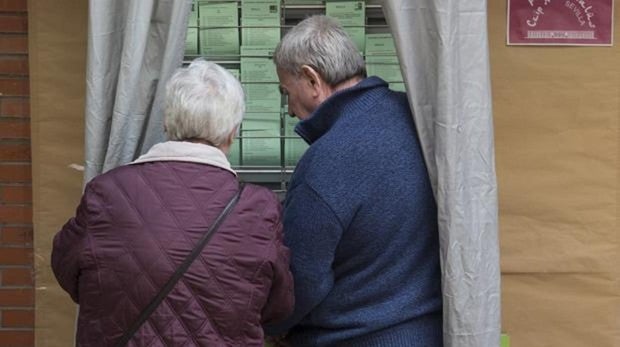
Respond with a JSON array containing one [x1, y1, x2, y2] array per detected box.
[[84, 0, 192, 183], [383, 1, 501, 346]]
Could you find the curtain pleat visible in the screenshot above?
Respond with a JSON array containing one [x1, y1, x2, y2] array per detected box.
[[84, 0, 192, 183]]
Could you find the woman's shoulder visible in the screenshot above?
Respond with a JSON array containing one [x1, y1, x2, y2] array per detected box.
[[236, 183, 283, 224], [240, 183, 281, 207]]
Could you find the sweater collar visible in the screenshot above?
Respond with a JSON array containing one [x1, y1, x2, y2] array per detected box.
[[295, 76, 388, 144], [130, 141, 236, 176]]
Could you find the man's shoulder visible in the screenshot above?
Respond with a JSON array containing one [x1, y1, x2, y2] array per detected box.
[[371, 88, 411, 114]]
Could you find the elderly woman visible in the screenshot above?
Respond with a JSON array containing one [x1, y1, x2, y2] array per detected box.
[[52, 60, 294, 346]]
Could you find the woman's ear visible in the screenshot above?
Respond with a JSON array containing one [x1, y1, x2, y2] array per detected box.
[[229, 125, 240, 145], [219, 126, 238, 155]]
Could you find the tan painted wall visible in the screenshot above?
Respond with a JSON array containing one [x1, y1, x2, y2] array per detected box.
[[29, 1, 87, 346], [489, 2, 619, 346]]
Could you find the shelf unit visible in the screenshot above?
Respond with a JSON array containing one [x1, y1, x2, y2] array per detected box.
[[183, 0, 399, 196]]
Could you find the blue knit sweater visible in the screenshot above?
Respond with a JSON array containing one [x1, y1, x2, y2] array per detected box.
[[266, 77, 443, 346]]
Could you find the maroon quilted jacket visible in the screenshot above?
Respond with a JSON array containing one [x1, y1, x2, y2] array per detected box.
[[52, 143, 294, 346]]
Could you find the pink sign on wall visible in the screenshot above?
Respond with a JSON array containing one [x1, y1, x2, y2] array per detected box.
[[507, 0, 614, 46]]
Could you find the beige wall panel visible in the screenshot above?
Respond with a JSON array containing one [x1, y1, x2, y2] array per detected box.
[[29, 0, 88, 346], [502, 273, 619, 347], [489, 0, 620, 346]]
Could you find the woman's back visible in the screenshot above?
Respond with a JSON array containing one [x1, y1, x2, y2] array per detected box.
[[53, 158, 293, 346]]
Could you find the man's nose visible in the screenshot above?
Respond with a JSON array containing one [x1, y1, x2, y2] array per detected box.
[[286, 106, 295, 118]]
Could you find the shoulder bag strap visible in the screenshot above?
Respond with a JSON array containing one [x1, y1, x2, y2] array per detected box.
[[115, 181, 246, 347]]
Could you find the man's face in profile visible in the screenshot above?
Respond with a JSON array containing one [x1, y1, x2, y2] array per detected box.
[[277, 68, 319, 121]]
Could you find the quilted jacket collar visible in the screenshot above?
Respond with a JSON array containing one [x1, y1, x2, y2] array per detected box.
[[131, 141, 236, 176]]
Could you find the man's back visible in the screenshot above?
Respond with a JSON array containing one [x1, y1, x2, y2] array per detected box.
[[277, 77, 443, 346]]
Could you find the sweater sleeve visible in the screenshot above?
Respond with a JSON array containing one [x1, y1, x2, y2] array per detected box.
[[261, 197, 295, 325], [264, 182, 343, 335], [51, 183, 100, 303]]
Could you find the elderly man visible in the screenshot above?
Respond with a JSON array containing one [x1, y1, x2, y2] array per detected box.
[[265, 15, 443, 347]]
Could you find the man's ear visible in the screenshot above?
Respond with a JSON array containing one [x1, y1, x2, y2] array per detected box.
[[300, 65, 325, 95]]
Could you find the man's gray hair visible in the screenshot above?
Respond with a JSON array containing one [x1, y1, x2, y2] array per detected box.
[[274, 15, 365, 86], [164, 59, 244, 146]]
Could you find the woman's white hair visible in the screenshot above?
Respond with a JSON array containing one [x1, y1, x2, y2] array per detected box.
[[274, 15, 366, 86], [164, 59, 245, 146]]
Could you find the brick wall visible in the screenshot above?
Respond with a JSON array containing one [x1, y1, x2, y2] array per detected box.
[[0, 0, 34, 346]]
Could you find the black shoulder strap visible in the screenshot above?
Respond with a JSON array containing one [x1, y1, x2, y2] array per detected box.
[[115, 181, 246, 347]]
